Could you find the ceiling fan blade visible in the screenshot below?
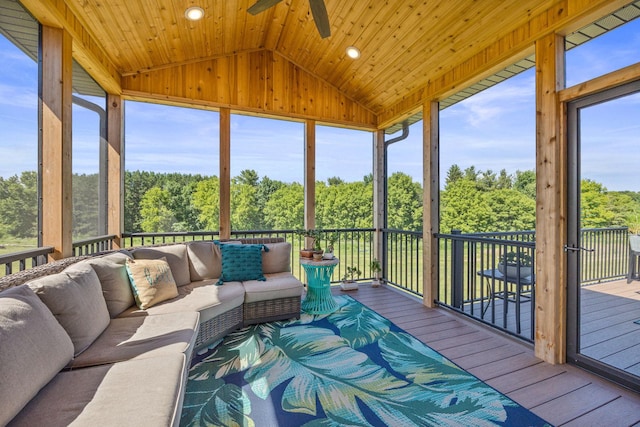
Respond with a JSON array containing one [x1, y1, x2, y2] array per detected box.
[[247, 0, 283, 15], [309, 0, 331, 38]]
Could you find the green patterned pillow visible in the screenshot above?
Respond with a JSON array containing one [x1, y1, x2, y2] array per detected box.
[[125, 257, 178, 309], [218, 244, 269, 285]]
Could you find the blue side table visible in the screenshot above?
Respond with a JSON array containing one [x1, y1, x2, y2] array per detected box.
[[300, 257, 339, 314]]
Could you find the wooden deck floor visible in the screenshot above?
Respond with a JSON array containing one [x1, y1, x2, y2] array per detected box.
[[329, 284, 640, 426]]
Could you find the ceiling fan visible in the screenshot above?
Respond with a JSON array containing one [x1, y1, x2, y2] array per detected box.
[[247, 0, 331, 39]]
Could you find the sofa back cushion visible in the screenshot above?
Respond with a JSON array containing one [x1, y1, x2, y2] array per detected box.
[[126, 258, 179, 309], [218, 244, 267, 284], [86, 251, 135, 317], [186, 241, 222, 281], [28, 262, 111, 356], [0, 285, 74, 425], [132, 245, 191, 287], [262, 242, 292, 274]]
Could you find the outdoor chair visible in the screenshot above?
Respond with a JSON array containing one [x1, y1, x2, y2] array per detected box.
[[627, 235, 640, 283]]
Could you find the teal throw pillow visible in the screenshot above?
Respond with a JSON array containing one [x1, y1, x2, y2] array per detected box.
[[218, 244, 269, 285]]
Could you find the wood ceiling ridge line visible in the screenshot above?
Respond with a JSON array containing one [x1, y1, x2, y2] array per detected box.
[[270, 50, 379, 118], [377, 0, 622, 128], [20, 0, 121, 94]]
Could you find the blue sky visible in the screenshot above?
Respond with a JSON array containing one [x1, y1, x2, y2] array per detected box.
[[0, 17, 639, 190]]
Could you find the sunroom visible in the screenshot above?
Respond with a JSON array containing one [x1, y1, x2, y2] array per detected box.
[[1, 0, 640, 425]]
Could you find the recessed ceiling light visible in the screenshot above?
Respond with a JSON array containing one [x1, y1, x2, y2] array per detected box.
[[185, 6, 204, 21], [346, 46, 360, 59]]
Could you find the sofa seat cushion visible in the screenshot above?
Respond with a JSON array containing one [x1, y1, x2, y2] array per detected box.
[[27, 262, 110, 356], [85, 251, 134, 318], [70, 311, 200, 369], [0, 286, 74, 426], [119, 280, 245, 324], [242, 272, 304, 303], [8, 354, 187, 427], [186, 241, 222, 281], [132, 245, 191, 287]]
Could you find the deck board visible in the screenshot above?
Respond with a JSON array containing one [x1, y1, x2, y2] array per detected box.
[[328, 283, 640, 426]]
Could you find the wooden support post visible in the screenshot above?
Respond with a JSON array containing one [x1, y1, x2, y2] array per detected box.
[[107, 94, 123, 249], [40, 26, 73, 260], [219, 108, 231, 240], [373, 129, 385, 276], [423, 101, 439, 308], [535, 32, 567, 364], [304, 120, 316, 247]]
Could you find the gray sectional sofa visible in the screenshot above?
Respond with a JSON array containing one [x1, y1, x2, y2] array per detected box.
[[0, 239, 303, 426]]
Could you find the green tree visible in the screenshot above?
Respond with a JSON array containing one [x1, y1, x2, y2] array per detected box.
[[140, 186, 175, 232], [327, 176, 344, 186], [441, 178, 491, 233], [73, 173, 99, 238], [230, 181, 261, 230], [235, 169, 259, 187], [514, 170, 536, 199], [192, 177, 220, 230], [387, 172, 422, 231], [483, 189, 536, 231], [581, 179, 614, 228], [264, 183, 304, 229], [0, 171, 38, 239], [496, 169, 512, 190], [445, 164, 463, 186]]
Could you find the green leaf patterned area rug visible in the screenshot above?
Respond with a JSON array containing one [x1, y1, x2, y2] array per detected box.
[[181, 295, 552, 427]]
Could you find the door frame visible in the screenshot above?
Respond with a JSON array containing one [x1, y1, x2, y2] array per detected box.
[[566, 79, 640, 392]]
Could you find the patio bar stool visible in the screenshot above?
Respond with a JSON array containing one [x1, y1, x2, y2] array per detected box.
[[627, 235, 640, 283]]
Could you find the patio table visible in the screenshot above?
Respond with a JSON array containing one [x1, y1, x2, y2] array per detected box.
[[300, 257, 339, 314], [477, 269, 534, 321]]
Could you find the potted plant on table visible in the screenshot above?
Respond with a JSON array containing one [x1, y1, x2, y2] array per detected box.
[[341, 265, 361, 291], [297, 229, 323, 259], [498, 250, 533, 279], [323, 232, 338, 259], [370, 258, 382, 287]]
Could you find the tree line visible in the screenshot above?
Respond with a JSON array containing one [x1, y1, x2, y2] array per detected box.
[[1, 166, 638, 242]]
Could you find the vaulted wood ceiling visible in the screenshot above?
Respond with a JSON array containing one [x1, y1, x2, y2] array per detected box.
[[65, 0, 555, 112], [19, 0, 631, 129]]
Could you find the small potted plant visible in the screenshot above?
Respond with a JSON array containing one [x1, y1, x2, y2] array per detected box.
[[297, 229, 323, 259], [498, 250, 533, 279], [370, 258, 382, 287], [323, 232, 338, 259], [341, 265, 361, 291]]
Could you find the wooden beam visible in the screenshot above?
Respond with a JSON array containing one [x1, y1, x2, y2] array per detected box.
[[535, 32, 566, 365], [304, 119, 316, 242], [423, 101, 439, 308], [560, 62, 640, 103], [41, 26, 73, 260], [20, 0, 121, 95], [219, 108, 231, 240], [373, 129, 385, 270], [107, 94, 124, 248]]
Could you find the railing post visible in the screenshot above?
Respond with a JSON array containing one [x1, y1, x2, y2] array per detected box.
[[452, 229, 463, 308]]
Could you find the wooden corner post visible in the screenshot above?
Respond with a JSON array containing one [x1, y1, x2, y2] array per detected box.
[[304, 120, 316, 248], [423, 101, 439, 308], [219, 108, 231, 240], [373, 129, 385, 276], [535, 32, 567, 364], [107, 94, 123, 248], [40, 26, 73, 260]]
